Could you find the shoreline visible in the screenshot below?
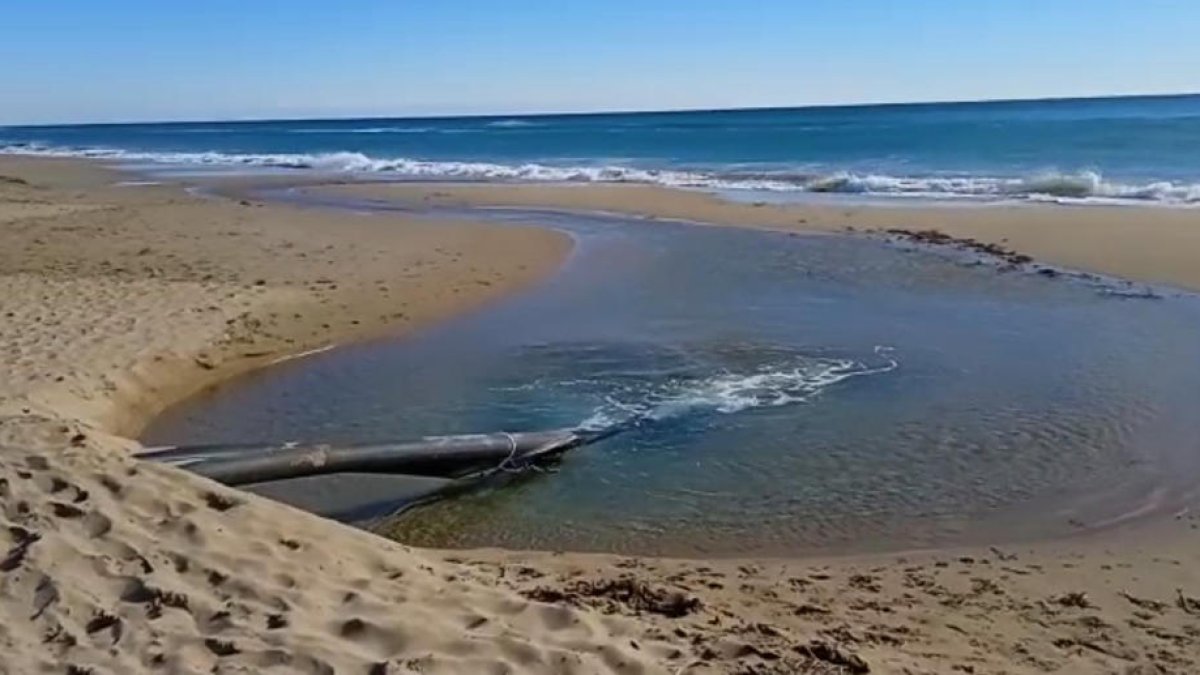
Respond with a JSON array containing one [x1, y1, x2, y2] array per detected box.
[[2, 156, 693, 675], [1, 158, 574, 442], [2, 156, 1199, 673], [319, 181, 1200, 292], [157, 179, 1197, 558]]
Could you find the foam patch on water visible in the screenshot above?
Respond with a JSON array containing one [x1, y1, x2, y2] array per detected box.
[[577, 347, 898, 432]]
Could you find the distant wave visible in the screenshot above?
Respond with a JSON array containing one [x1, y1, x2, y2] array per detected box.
[[158, 128, 238, 134], [801, 170, 1200, 204], [4, 142, 1198, 205], [288, 127, 434, 134], [485, 119, 540, 128]]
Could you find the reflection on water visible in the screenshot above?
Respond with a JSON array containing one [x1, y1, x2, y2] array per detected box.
[[142, 207, 1200, 556]]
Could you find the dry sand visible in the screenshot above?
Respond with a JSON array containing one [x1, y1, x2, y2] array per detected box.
[[324, 182, 1200, 292], [1, 157, 685, 675], [2, 159, 1199, 674]]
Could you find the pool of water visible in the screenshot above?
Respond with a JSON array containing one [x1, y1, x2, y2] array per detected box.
[[142, 202, 1200, 556]]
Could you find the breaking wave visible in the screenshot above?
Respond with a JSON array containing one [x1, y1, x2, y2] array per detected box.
[[3, 141, 1199, 204], [802, 170, 1200, 204]]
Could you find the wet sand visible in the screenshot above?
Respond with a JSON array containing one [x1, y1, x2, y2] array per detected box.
[[323, 181, 1200, 291], [2, 158, 1198, 674]]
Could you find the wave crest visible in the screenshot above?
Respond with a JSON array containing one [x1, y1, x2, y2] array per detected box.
[[288, 127, 434, 134], [3, 142, 1198, 205], [485, 119, 539, 128]]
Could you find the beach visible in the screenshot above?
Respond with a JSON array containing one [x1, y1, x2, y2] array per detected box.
[[2, 155, 1199, 674], [323, 182, 1200, 292], [1, 156, 677, 675]]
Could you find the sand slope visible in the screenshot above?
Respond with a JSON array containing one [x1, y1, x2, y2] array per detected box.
[[0, 158, 687, 675], [472, 523, 1200, 674], [2, 159, 1199, 674]]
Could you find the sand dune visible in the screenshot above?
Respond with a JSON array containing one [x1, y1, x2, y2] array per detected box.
[[1, 158, 684, 674], [2, 158, 1198, 674]]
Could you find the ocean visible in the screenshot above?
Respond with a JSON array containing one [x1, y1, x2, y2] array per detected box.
[[4, 94, 1200, 205]]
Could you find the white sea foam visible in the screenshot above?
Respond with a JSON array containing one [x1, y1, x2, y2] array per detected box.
[[3, 142, 1198, 205], [485, 119, 539, 128], [577, 348, 898, 432], [288, 127, 435, 134]]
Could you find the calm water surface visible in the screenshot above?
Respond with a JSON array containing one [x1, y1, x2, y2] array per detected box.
[[143, 204, 1200, 556]]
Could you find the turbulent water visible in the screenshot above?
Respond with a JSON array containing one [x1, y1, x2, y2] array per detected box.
[[143, 206, 1200, 556], [6, 94, 1200, 204]]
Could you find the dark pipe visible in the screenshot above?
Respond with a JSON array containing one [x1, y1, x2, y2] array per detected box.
[[147, 430, 581, 486]]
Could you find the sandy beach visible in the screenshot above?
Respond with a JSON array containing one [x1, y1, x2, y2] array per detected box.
[[323, 182, 1200, 292], [3, 157, 1199, 674]]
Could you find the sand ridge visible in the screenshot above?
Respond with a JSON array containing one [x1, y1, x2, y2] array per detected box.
[[0, 157, 691, 675], [321, 182, 1200, 292], [1, 158, 1199, 674]]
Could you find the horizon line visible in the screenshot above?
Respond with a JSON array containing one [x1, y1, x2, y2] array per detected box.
[[6, 90, 1199, 129]]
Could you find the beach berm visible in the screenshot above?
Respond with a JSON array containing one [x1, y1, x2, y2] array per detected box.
[[2, 156, 1198, 674]]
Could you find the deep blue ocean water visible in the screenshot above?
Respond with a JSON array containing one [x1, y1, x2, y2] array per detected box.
[[5, 94, 1200, 204]]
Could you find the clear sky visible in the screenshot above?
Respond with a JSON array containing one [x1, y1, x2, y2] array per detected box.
[[4, 1, 1199, 125]]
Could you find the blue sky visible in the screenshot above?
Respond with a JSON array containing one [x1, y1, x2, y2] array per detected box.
[[3, 1, 1199, 124]]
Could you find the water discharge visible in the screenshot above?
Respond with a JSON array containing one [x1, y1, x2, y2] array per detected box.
[[143, 204, 1200, 556], [571, 346, 898, 433]]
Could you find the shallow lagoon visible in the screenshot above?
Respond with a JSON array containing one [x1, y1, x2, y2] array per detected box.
[[143, 205, 1200, 556]]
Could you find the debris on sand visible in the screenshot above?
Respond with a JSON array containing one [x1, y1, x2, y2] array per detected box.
[[1054, 591, 1092, 609], [885, 228, 1035, 268], [796, 640, 870, 673], [1177, 589, 1200, 615], [523, 577, 701, 618]]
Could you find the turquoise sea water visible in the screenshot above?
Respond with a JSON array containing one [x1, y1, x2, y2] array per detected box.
[[5, 94, 1200, 204]]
